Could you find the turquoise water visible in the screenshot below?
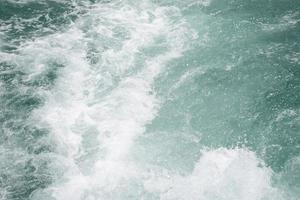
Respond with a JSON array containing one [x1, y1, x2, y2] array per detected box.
[[0, 0, 299, 199]]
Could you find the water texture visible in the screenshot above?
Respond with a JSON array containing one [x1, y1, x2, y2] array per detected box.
[[0, 0, 299, 199]]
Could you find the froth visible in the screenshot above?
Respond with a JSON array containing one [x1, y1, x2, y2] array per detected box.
[[28, 0, 196, 199], [145, 149, 282, 200]]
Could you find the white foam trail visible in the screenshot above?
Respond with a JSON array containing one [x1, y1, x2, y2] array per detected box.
[[26, 1, 196, 199], [2, 1, 285, 199]]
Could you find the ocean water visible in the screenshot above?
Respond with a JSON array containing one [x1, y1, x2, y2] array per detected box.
[[0, 0, 299, 199]]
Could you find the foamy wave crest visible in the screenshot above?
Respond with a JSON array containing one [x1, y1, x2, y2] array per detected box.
[[144, 149, 283, 200]]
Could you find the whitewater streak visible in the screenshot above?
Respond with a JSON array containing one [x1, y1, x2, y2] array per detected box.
[[20, 1, 198, 199]]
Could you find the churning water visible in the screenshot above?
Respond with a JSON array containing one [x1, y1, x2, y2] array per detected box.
[[0, 0, 299, 199]]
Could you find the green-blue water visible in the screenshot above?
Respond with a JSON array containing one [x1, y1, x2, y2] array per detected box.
[[0, 0, 299, 199]]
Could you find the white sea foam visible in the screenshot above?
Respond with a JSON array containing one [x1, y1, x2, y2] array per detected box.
[[25, 0, 196, 199], [144, 148, 282, 200], [1, 0, 297, 199], [1, 0, 287, 199]]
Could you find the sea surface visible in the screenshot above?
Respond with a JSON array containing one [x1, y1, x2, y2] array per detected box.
[[0, 0, 299, 199]]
